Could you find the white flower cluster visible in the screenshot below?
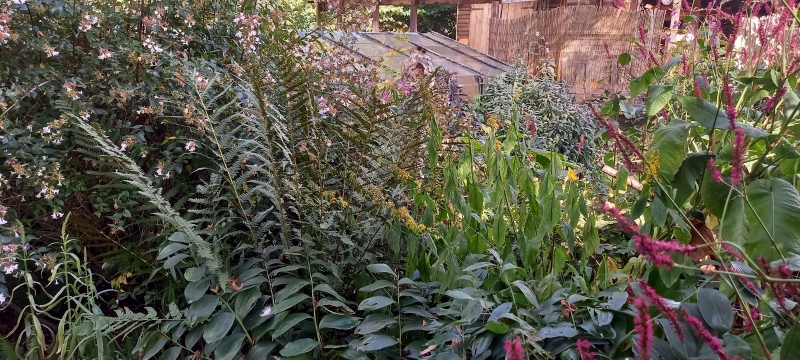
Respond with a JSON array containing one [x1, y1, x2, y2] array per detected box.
[[143, 37, 163, 54], [79, 14, 98, 32], [233, 13, 261, 54]]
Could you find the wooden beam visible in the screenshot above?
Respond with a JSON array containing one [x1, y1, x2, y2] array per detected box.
[[379, 0, 492, 5], [372, 3, 380, 31], [410, 0, 418, 32]]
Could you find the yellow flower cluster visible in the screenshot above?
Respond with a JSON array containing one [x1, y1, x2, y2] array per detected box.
[[645, 150, 660, 184], [488, 114, 500, 130], [567, 168, 578, 182], [494, 139, 501, 151]]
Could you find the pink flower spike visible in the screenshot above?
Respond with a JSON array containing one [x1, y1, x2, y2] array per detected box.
[[634, 298, 653, 360], [504, 338, 525, 360], [684, 309, 730, 360], [578, 134, 585, 154], [576, 339, 596, 360], [730, 127, 746, 185], [641, 282, 684, 340], [707, 158, 724, 183]]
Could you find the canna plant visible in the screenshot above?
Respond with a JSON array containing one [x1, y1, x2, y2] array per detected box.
[[594, 1, 800, 359]]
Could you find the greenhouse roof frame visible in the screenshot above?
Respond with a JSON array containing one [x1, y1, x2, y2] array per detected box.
[[321, 31, 512, 97]]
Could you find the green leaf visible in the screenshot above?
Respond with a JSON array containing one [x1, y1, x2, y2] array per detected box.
[[701, 175, 747, 245], [244, 341, 278, 360], [359, 334, 398, 351], [158, 346, 181, 360], [188, 294, 219, 323], [157, 243, 188, 260], [445, 290, 474, 301], [366, 264, 397, 278], [615, 166, 629, 193], [235, 286, 262, 319], [359, 280, 397, 293], [512, 280, 540, 308], [661, 55, 683, 74], [272, 293, 309, 314], [650, 120, 690, 179], [319, 314, 360, 330], [279, 338, 318, 357], [271, 313, 312, 339], [358, 296, 395, 311], [214, 333, 246, 360], [618, 53, 631, 66], [781, 322, 800, 360], [485, 322, 509, 334], [163, 254, 190, 269], [184, 267, 206, 282], [697, 288, 734, 332], [184, 280, 210, 304], [744, 178, 800, 261], [536, 326, 578, 339], [355, 313, 396, 335], [142, 332, 168, 360], [676, 96, 770, 138], [463, 262, 494, 271], [204, 312, 236, 343], [785, 89, 800, 129], [651, 195, 667, 227], [723, 333, 751, 359], [671, 153, 712, 207], [646, 85, 674, 117]]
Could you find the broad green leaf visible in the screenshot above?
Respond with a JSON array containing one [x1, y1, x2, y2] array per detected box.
[[485, 322, 509, 334], [781, 322, 800, 360], [701, 175, 747, 245], [651, 195, 667, 227], [163, 254, 189, 269], [615, 166, 629, 193], [244, 341, 278, 360], [366, 264, 397, 278], [358, 296, 395, 311], [646, 85, 674, 117], [359, 334, 398, 351], [279, 338, 318, 357], [671, 153, 712, 207], [234, 286, 262, 319], [272, 293, 309, 314], [512, 280, 539, 308], [275, 278, 310, 303], [157, 243, 188, 260], [355, 313, 396, 335], [445, 290, 474, 301], [536, 326, 578, 339], [552, 246, 568, 274], [319, 314, 360, 330], [168, 232, 191, 243], [140, 332, 168, 360], [650, 120, 690, 179], [203, 312, 236, 343], [463, 262, 494, 272], [184, 267, 205, 282], [184, 280, 210, 304], [785, 89, 800, 129], [723, 333, 751, 359], [489, 302, 513, 322], [618, 53, 631, 66], [187, 294, 218, 323], [676, 96, 770, 138], [359, 280, 396, 293], [697, 288, 734, 332], [744, 178, 800, 261], [661, 55, 683, 74], [158, 346, 181, 360], [271, 313, 311, 339], [214, 333, 246, 360]]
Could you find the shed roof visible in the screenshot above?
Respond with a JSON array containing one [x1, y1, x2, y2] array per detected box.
[[322, 32, 512, 97]]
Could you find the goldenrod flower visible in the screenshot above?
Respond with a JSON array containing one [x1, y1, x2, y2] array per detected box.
[[567, 168, 578, 182]]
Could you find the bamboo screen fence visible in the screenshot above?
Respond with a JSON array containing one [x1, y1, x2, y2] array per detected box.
[[484, 6, 666, 98], [733, 14, 800, 73]]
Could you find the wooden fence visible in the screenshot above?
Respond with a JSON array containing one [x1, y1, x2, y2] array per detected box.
[[482, 6, 666, 98]]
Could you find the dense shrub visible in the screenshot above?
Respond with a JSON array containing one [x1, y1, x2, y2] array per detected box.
[[476, 64, 603, 172]]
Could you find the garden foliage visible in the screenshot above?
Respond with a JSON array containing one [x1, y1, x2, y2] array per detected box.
[[0, 0, 800, 359]]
